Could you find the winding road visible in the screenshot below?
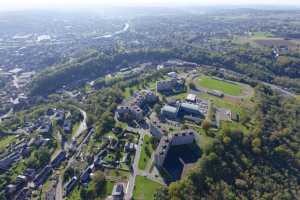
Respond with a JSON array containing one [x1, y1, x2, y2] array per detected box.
[[56, 107, 89, 200]]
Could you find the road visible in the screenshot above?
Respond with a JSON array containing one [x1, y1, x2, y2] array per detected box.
[[262, 81, 296, 98], [67, 127, 94, 168], [0, 108, 13, 122], [125, 127, 146, 200], [55, 175, 63, 200], [55, 107, 90, 200], [73, 108, 88, 139]]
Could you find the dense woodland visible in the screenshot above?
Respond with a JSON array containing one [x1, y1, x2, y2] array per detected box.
[[154, 85, 300, 200]]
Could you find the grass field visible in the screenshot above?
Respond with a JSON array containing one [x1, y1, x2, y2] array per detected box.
[[0, 135, 16, 152], [138, 135, 154, 170], [197, 76, 243, 96], [250, 32, 273, 39], [133, 176, 162, 200]]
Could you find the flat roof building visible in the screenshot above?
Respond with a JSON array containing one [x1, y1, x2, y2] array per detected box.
[[155, 129, 196, 167], [112, 183, 124, 200], [161, 105, 179, 119], [186, 94, 197, 103]]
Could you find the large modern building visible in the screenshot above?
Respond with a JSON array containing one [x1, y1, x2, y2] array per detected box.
[[154, 129, 196, 167], [160, 105, 179, 119], [115, 90, 157, 122], [160, 97, 209, 121], [156, 78, 185, 93]]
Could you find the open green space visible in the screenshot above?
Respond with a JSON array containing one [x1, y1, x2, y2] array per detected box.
[[250, 32, 274, 39], [138, 135, 154, 170], [133, 176, 162, 200], [197, 76, 243, 96], [0, 135, 16, 152], [198, 93, 244, 114]]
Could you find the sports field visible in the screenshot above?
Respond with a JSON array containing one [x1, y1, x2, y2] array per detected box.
[[197, 76, 243, 96]]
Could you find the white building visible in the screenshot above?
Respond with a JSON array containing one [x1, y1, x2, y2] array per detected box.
[[186, 94, 197, 103]]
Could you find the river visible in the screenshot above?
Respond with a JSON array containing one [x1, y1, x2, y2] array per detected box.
[[94, 23, 130, 39]]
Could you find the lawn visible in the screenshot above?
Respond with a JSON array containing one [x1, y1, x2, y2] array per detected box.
[[198, 93, 244, 114], [250, 31, 273, 39], [138, 135, 154, 170], [197, 76, 243, 96], [133, 176, 162, 200], [0, 135, 16, 152]]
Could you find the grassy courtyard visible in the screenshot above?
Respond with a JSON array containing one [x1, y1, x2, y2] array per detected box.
[[133, 176, 162, 200], [138, 135, 154, 170], [197, 76, 243, 96]]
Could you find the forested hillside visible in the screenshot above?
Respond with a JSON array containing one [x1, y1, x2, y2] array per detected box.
[[29, 49, 173, 95], [30, 44, 300, 97], [155, 85, 300, 200]]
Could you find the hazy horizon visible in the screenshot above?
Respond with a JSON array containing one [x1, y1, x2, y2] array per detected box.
[[1, 0, 300, 11]]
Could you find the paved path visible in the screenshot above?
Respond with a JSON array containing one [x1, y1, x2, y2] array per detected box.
[[55, 174, 63, 200], [73, 108, 87, 140], [125, 127, 146, 200]]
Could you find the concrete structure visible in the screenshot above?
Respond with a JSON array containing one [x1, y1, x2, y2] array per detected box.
[[180, 102, 203, 116], [112, 183, 124, 200], [64, 176, 78, 197], [63, 120, 72, 133], [154, 129, 196, 167], [167, 71, 177, 78], [115, 90, 157, 122], [34, 165, 52, 187], [161, 105, 179, 119], [149, 120, 168, 138], [80, 166, 93, 183], [186, 94, 197, 103], [207, 90, 224, 97], [156, 78, 178, 92], [51, 151, 66, 168]]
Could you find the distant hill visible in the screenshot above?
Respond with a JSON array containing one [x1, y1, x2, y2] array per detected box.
[[29, 49, 174, 96]]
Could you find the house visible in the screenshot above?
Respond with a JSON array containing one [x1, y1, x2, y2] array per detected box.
[[5, 184, 16, 195], [16, 175, 27, 185], [112, 183, 124, 200], [54, 109, 65, 124], [23, 168, 36, 180], [124, 143, 135, 152], [0, 152, 21, 170], [63, 120, 72, 133], [34, 165, 52, 187], [64, 176, 78, 197], [167, 72, 177, 78], [80, 166, 93, 183], [38, 123, 52, 135], [51, 151, 66, 168]]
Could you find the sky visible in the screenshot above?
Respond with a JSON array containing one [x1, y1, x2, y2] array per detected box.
[[1, 0, 300, 11]]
